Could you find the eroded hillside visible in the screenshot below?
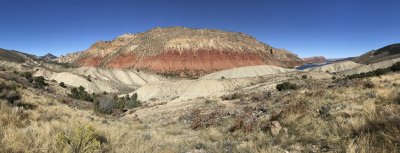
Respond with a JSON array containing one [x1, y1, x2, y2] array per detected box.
[[58, 27, 303, 77]]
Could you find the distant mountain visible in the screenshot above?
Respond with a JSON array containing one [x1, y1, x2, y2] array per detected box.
[[0, 48, 38, 63], [58, 27, 303, 77], [302, 56, 326, 64], [326, 57, 355, 63], [353, 43, 400, 64], [40, 53, 57, 61]]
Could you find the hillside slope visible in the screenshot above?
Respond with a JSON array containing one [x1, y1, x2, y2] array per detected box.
[[0, 48, 38, 63], [58, 27, 303, 76], [339, 57, 400, 76], [353, 43, 400, 64], [200, 65, 296, 80], [34, 67, 165, 93], [304, 61, 363, 73]]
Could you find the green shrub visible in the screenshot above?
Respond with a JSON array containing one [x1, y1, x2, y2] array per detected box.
[[94, 95, 114, 114], [57, 125, 108, 153], [86, 75, 92, 82], [33, 76, 47, 88], [125, 93, 141, 109], [347, 62, 400, 79], [301, 75, 308, 79], [276, 82, 299, 91], [59, 82, 66, 88], [69, 86, 93, 102], [93, 93, 141, 114], [0, 81, 21, 104], [391, 62, 400, 71], [20, 72, 33, 83], [221, 76, 226, 80]]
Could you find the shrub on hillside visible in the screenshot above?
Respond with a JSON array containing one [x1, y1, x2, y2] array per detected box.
[[59, 82, 66, 88], [33, 76, 47, 88], [94, 95, 114, 114], [87, 75, 92, 82], [125, 93, 141, 109], [57, 125, 108, 153], [347, 62, 400, 79], [20, 72, 33, 83], [0, 81, 21, 104], [363, 80, 375, 88], [391, 62, 400, 71], [69, 86, 93, 102], [276, 82, 299, 91], [93, 93, 141, 115], [221, 92, 245, 100], [301, 75, 308, 79]]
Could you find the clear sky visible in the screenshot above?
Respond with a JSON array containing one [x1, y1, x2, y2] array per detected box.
[[0, 0, 399, 58]]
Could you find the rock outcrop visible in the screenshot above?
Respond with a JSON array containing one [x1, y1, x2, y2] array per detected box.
[[58, 27, 303, 77]]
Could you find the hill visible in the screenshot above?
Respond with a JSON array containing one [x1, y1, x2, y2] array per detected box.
[[58, 27, 303, 77], [40, 53, 57, 61], [304, 61, 363, 73], [302, 56, 326, 64], [0, 48, 38, 63], [353, 43, 400, 64]]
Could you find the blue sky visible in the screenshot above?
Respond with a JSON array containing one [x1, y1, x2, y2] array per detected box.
[[0, 0, 399, 58]]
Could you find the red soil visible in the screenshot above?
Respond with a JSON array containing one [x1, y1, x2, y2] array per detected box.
[[77, 57, 103, 67]]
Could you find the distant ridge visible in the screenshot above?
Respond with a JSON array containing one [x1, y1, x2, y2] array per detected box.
[[353, 43, 400, 64], [40, 53, 57, 61], [0, 48, 38, 63]]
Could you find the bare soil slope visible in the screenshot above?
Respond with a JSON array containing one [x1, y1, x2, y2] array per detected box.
[[304, 61, 363, 73], [200, 65, 296, 80]]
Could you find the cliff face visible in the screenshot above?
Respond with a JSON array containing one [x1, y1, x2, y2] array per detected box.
[[58, 27, 303, 76], [302, 56, 327, 64]]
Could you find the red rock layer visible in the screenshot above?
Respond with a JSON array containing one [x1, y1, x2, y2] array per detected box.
[[78, 50, 269, 76], [78, 57, 103, 67]]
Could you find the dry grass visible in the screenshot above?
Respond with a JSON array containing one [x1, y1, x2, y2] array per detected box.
[[0, 70, 400, 152]]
